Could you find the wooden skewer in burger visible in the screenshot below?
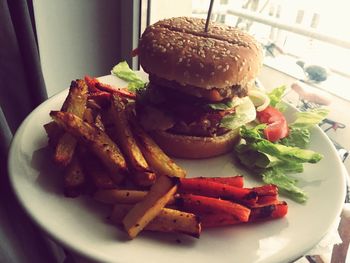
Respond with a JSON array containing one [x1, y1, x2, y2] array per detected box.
[[135, 17, 264, 159]]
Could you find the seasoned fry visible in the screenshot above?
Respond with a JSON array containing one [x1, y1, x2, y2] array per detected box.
[[55, 133, 77, 166], [94, 189, 148, 204], [44, 121, 63, 148], [94, 113, 105, 132], [111, 204, 201, 238], [64, 154, 86, 197], [93, 189, 176, 205], [54, 80, 88, 166], [122, 175, 178, 239], [81, 152, 116, 190], [82, 108, 95, 124], [109, 95, 155, 186], [50, 111, 127, 184], [130, 118, 186, 178]]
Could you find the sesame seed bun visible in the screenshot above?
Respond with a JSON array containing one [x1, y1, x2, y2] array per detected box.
[[151, 129, 240, 159], [138, 17, 263, 90]]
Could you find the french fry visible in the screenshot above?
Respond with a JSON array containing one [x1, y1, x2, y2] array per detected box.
[[109, 95, 156, 187], [94, 189, 176, 205], [94, 189, 148, 204], [50, 111, 127, 184], [178, 178, 257, 206], [175, 194, 251, 222], [94, 113, 105, 132], [82, 107, 95, 124], [122, 175, 177, 239], [111, 204, 201, 238], [63, 154, 86, 197], [44, 121, 63, 148], [130, 117, 186, 178], [54, 80, 88, 166], [81, 152, 116, 190]]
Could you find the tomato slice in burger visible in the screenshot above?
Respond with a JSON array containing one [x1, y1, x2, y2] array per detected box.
[[257, 106, 289, 142]]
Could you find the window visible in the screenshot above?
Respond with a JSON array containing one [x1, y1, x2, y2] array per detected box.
[[191, 0, 350, 77], [147, 0, 350, 98]]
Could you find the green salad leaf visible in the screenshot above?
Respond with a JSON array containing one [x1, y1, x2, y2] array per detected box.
[[267, 85, 287, 112], [111, 61, 146, 92], [233, 87, 328, 203], [280, 127, 310, 148], [262, 169, 307, 203], [290, 108, 329, 129], [207, 100, 235, 110], [220, 97, 256, 130]]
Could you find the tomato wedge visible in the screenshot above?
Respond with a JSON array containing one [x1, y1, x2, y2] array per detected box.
[[257, 106, 289, 142]]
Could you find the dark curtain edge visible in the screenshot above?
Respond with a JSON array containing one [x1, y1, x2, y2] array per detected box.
[[7, 0, 48, 107]]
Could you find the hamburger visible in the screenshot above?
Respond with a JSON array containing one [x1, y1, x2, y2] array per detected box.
[[135, 17, 264, 159]]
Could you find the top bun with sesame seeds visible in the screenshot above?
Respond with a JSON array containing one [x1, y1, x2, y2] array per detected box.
[[138, 17, 263, 97], [134, 17, 263, 159]]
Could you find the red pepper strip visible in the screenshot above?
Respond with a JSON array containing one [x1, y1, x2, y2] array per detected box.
[[200, 213, 241, 228], [84, 75, 100, 93], [178, 178, 257, 206], [249, 201, 288, 221], [84, 75, 136, 100], [200, 201, 288, 228], [246, 184, 278, 208], [250, 184, 278, 196], [257, 106, 289, 142], [256, 195, 279, 206], [88, 92, 111, 108], [176, 194, 251, 222], [192, 176, 244, 188]]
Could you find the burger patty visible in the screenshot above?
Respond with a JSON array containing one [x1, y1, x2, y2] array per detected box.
[[136, 84, 232, 136], [149, 74, 248, 102]]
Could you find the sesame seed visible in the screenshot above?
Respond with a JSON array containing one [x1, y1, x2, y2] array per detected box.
[[217, 65, 222, 70], [210, 72, 215, 76], [199, 63, 204, 68]]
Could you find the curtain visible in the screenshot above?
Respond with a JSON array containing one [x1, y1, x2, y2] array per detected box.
[[0, 0, 57, 262], [0, 0, 47, 133]]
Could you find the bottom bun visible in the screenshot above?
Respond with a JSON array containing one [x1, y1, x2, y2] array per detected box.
[[151, 129, 240, 159]]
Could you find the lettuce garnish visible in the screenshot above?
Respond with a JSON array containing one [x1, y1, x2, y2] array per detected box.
[[111, 61, 146, 92], [234, 87, 328, 203]]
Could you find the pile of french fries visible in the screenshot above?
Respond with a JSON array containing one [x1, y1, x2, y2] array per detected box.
[[44, 76, 288, 240]]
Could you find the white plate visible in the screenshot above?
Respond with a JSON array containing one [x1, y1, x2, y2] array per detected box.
[[9, 74, 347, 263]]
